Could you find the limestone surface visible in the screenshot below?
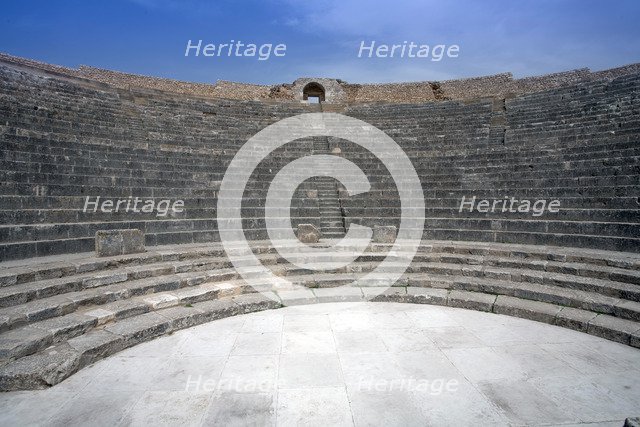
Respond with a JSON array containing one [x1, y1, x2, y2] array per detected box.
[[95, 230, 145, 257], [1, 303, 639, 426], [296, 224, 321, 244], [372, 225, 397, 243]]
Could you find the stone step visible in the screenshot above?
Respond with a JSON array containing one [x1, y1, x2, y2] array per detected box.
[[4, 130, 636, 165], [321, 232, 347, 238], [4, 252, 636, 333], [321, 226, 345, 232], [0, 278, 256, 363], [0, 292, 280, 391], [0, 255, 258, 309], [0, 285, 638, 391], [2, 240, 638, 285], [321, 222, 344, 227]]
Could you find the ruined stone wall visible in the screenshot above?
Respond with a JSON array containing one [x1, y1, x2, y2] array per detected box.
[[2, 52, 640, 104], [0, 52, 82, 78], [342, 71, 595, 103], [81, 67, 297, 101], [437, 73, 513, 100], [209, 80, 272, 100], [590, 63, 640, 80], [78, 66, 219, 97], [348, 82, 437, 103], [509, 69, 591, 95], [0, 53, 289, 101], [344, 65, 640, 103]]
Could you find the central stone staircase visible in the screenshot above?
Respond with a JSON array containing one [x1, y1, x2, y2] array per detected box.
[[313, 137, 347, 238]]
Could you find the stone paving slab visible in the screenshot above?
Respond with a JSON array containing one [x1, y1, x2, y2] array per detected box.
[[1, 302, 639, 425]]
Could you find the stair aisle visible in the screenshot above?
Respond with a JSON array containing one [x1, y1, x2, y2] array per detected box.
[[312, 132, 347, 239]]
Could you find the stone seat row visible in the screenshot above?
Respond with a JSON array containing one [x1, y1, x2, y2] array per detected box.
[[3, 219, 636, 262], [0, 239, 639, 390], [1, 97, 307, 127], [4, 161, 636, 193], [0, 199, 634, 222], [328, 139, 639, 164], [1, 248, 638, 320], [1, 177, 636, 199], [0, 226, 280, 260], [6, 118, 632, 161], [1, 177, 634, 203], [420, 228, 637, 253], [0, 206, 640, 243], [4, 143, 636, 182], [1, 193, 636, 211], [5, 139, 636, 173], [1, 247, 639, 336], [7, 142, 637, 182]]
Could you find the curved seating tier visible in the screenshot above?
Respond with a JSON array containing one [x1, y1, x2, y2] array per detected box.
[[0, 240, 638, 390], [1, 61, 639, 258], [1, 58, 639, 391], [0, 62, 326, 260], [343, 73, 640, 252]]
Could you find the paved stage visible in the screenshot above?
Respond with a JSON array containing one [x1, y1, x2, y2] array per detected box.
[[1, 302, 639, 426]]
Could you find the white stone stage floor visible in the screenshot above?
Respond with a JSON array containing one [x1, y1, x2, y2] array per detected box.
[[1, 302, 639, 426]]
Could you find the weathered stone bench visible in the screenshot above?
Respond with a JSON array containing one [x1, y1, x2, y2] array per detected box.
[[95, 229, 145, 257]]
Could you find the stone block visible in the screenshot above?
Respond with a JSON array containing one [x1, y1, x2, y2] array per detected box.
[[372, 225, 396, 243], [192, 298, 241, 322], [493, 295, 561, 324], [104, 312, 170, 347], [67, 330, 125, 366], [0, 327, 53, 361], [554, 307, 597, 332], [107, 299, 150, 320], [95, 229, 145, 257], [0, 274, 18, 287], [277, 289, 318, 306], [365, 286, 407, 302], [155, 305, 210, 330], [231, 293, 281, 317], [447, 290, 496, 312], [84, 308, 116, 326], [631, 332, 640, 349], [624, 418, 640, 427], [82, 272, 128, 288], [406, 287, 449, 305], [0, 343, 82, 391], [31, 313, 97, 340], [143, 293, 180, 310], [296, 224, 321, 244], [587, 314, 640, 345], [313, 287, 363, 303]]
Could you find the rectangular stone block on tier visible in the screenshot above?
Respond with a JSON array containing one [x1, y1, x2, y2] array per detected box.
[[95, 229, 145, 257], [372, 225, 396, 243], [296, 224, 321, 244]]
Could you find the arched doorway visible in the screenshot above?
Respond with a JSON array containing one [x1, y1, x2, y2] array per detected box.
[[302, 82, 325, 103]]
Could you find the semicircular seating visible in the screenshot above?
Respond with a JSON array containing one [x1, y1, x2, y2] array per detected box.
[[0, 57, 639, 391], [0, 240, 639, 390]]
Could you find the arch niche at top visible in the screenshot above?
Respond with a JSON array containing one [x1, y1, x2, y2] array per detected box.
[[302, 82, 326, 102]]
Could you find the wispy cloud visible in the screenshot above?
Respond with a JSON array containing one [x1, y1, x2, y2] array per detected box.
[[282, 0, 638, 81]]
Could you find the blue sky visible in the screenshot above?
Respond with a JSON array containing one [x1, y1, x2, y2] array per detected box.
[[1, 0, 639, 85]]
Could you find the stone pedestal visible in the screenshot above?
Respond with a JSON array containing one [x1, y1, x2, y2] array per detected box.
[[95, 229, 145, 257], [372, 225, 397, 243], [296, 224, 321, 244]]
